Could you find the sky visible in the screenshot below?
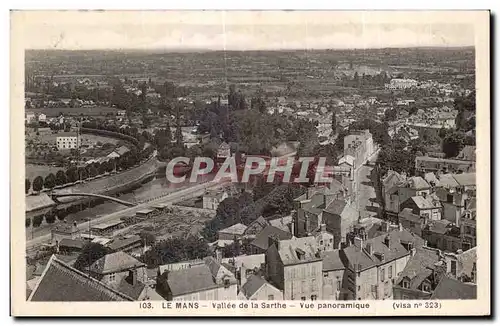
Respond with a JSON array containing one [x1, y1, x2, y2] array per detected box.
[[14, 11, 477, 50]]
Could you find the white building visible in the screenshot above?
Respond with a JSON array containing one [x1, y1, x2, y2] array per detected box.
[[38, 113, 47, 122], [56, 136, 80, 150], [385, 79, 418, 90]]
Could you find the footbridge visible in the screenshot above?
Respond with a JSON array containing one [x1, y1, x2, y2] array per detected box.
[[51, 192, 137, 207]]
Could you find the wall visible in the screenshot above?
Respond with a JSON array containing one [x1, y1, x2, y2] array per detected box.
[[393, 286, 432, 300], [283, 261, 323, 300], [172, 284, 237, 301], [238, 283, 284, 300], [265, 245, 284, 292], [322, 269, 345, 300]]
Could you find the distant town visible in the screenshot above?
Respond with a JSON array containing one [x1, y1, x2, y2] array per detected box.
[[24, 47, 476, 302]]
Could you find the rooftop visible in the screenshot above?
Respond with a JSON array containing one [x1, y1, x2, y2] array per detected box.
[[218, 223, 247, 236], [89, 251, 145, 275], [106, 235, 142, 251], [396, 247, 441, 289], [28, 255, 133, 301], [277, 236, 321, 266], [431, 276, 477, 300], [239, 275, 273, 299], [165, 265, 219, 297], [322, 250, 346, 271], [25, 193, 56, 212], [250, 225, 293, 251]]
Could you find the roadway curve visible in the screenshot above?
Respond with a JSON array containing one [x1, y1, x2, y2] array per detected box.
[[52, 193, 136, 207]]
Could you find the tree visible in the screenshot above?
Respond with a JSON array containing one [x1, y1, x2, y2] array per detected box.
[[65, 167, 78, 183], [25, 218, 31, 228], [56, 209, 67, 221], [141, 236, 210, 268], [44, 173, 56, 190], [32, 215, 43, 227], [32, 176, 44, 192], [443, 131, 466, 158], [25, 178, 31, 194], [73, 243, 109, 271], [139, 231, 156, 246], [331, 109, 337, 132], [45, 211, 56, 224], [55, 170, 67, 186]]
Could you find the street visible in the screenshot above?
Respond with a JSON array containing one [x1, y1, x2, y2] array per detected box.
[[355, 149, 380, 219]]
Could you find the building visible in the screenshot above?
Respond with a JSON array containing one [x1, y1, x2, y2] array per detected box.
[[311, 224, 335, 252], [400, 194, 442, 222], [268, 215, 293, 233], [106, 235, 143, 253], [38, 113, 47, 122], [341, 227, 425, 300], [158, 257, 238, 301], [321, 250, 347, 300], [57, 238, 85, 254], [415, 156, 475, 175], [51, 222, 80, 243], [444, 247, 477, 283], [88, 251, 148, 288], [435, 172, 476, 225], [249, 225, 292, 255], [422, 220, 462, 253], [237, 275, 283, 300], [243, 216, 270, 238], [430, 276, 476, 300], [456, 145, 476, 162], [159, 259, 205, 274], [221, 254, 266, 287], [90, 220, 124, 236], [217, 223, 247, 241], [25, 111, 36, 123], [265, 236, 323, 300], [322, 199, 359, 249], [460, 198, 477, 250], [202, 189, 228, 210], [28, 255, 134, 301], [385, 78, 418, 90], [56, 136, 80, 150], [393, 246, 444, 300], [217, 142, 231, 159], [384, 176, 431, 223], [343, 130, 374, 168], [398, 208, 425, 236]]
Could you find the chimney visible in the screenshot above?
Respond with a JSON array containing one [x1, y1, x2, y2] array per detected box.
[[384, 235, 390, 247], [381, 221, 389, 233], [423, 192, 427, 199], [215, 249, 222, 263], [353, 236, 363, 249], [398, 223, 403, 232], [365, 243, 373, 255]]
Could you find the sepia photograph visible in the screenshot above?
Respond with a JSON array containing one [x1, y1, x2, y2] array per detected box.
[[10, 10, 490, 316]]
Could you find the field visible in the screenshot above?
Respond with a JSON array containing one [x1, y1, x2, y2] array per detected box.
[[26, 130, 119, 146], [29, 106, 119, 117], [25, 164, 61, 180]]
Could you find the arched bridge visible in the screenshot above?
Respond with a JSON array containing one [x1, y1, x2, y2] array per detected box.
[[51, 192, 137, 207]]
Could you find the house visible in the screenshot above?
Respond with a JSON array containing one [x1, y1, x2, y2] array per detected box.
[[311, 224, 335, 252], [415, 156, 475, 175], [422, 220, 462, 253], [265, 236, 323, 300], [398, 208, 425, 236], [202, 189, 228, 210], [57, 238, 85, 254], [444, 247, 477, 283], [322, 199, 359, 249], [455, 145, 476, 162], [221, 254, 266, 286], [384, 176, 431, 222], [51, 222, 80, 243], [106, 235, 143, 253], [243, 216, 270, 238], [460, 198, 476, 250], [28, 255, 133, 301], [434, 172, 476, 226], [249, 225, 292, 254], [217, 223, 247, 241], [159, 259, 205, 274], [321, 249, 347, 300], [158, 257, 238, 301], [88, 251, 148, 289], [400, 194, 442, 222], [38, 113, 47, 122], [268, 215, 293, 233], [341, 227, 425, 300], [393, 246, 443, 300], [217, 142, 231, 159], [237, 275, 283, 300], [56, 136, 80, 150], [90, 220, 124, 236], [25, 111, 36, 123]]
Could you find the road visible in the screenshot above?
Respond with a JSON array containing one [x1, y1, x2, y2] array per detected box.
[[26, 151, 297, 250], [355, 149, 380, 219]]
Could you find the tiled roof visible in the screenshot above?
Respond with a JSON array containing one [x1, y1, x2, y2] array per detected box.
[[221, 254, 265, 270], [452, 173, 476, 187], [268, 215, 293, 232], [426, 220, 453, 235], [278, 236, 320, 266], [424, 172, 439, 185], [437, 173, 460, 188], [250, 225, 292, 251], [58, 238, 85, 250], [398, 208, 421, 223], [166, 265, 218, 297], [28, 255, 133, 301], [407, 177, 431, 190], [89, 251, 145, 275], [410, 195, 441, 210], [239, 275, 267, 299], [218, 223, 247, 236], [115, 277, 146, 300], [343, 229, 425, 272], [204, 256, 222, 277], [395, 247, 441, 287], [456, 247, 477, 279], [322, 250, 346, 271], [431, 276, 477, 300], [106, 235, 142, 251]]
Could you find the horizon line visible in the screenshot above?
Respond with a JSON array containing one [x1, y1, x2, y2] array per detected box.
[[26, 45, 475, 52]]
